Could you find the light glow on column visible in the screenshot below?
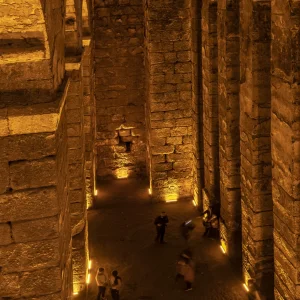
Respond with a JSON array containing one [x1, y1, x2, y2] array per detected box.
[[243, 283, 249, 292]]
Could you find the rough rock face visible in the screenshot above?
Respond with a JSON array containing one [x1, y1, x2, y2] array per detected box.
[[94, 0, 147, 179], [144, 0, 194, 201]]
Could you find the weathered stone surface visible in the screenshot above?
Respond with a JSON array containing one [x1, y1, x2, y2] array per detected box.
[[12, 216, 59, 243], [10, 158, 56, 190], [0, 187, 58, 222], [0, 222, 13, 245], [19, 267, 61, 298], [0, 239, 60, 273], [0, 273, 20, 297]]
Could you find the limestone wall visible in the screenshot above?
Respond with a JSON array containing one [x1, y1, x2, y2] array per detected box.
[[240, 0, 273, 297], [144, 0, 194, 201], [0, 87, 72, 299], [94, 0, 147, 179], [271, 1, 300, 299], [217, 0, 241, 260]]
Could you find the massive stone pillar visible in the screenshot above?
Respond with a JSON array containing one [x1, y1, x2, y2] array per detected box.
[[217, 0, 241, 260], [94, 0, 147, 180], [202, 0, 219, 208], [240, 0, 273, 297], [271, 1, 300, 299], [144, 0, 194, 201], [240, 0, 274, 299], [190, 0, 203, 207], [0, 87, 72, 299]]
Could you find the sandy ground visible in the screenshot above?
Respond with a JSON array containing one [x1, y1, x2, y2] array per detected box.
[[87, 178, 247, 300]]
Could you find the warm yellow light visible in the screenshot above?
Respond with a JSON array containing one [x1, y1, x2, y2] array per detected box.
[[116, 168, 128, 179], [148, 188, 152, 195], [94, 189, 98, 196], [73, 292, 79, 295], [220, 245, 226, 254], [193, 199, 197, 206], [166, 199, 177, 203], [88, 260, 92, 270], [87, 273, 91, 284], [243, 283, 249, 292], [165, 193, 178, 202]]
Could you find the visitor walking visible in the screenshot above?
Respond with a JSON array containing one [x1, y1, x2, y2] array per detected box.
[[95, 267, 108, 300], [180, 220, 196, 241], [110, 270, 122, 300], [154, 211, 169, 244], [175, 249, 195, 291]]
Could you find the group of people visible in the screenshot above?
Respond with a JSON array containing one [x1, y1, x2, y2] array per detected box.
[[95, 268, 121, 300], [153, 207, 219, 292], [94, 207, 219, 299]]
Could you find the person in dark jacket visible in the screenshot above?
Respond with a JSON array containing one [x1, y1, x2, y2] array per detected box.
[[154, 211, 169, 243], [110, 270, 122, 300]]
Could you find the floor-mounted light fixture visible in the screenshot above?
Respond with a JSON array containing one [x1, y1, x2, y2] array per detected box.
[[192, 199, 197, 206], [243, 283, 249, 292], [88, 260, 92, 270], [148, 188, 152, 195], [86, 273, 91, 285], [94, 190, 98, 196], [220, 245, 226, 254]]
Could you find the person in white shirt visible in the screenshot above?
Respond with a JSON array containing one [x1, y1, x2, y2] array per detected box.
[[95, 267, 108, 300]]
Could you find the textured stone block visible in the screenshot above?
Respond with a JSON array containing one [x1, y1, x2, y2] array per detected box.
[[20, 267, 61, 298], [0, 223, 13, 245], [12, 217, 59, 243], [152, 145, 174, 155], [0, 187, 58, 222], [0, 239, 60, 273], [10, 158, 56, 190], [0, 161, 9, 194], [0, 273, 20, 297]]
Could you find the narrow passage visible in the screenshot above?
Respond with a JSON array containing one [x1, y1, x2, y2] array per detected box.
[[87, 179, 247, 300]]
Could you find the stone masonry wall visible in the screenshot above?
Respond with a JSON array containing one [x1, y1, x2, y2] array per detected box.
[[218, 0, 241, 260], [240, 0, 273, 297], [271, 1, 300, 299], [202, 0, 219, 207], [190, 0, 203, 207], [144, 0, 193, 201], [0, 90, 72, 299], [94, 0, 147, 179]]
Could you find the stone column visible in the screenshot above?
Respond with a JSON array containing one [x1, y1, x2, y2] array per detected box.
[[202, 0, 219, 208], [144, 0, 194, 201], [240, 0, 273, 297], [217, 0, 241, 260], [271, 1, 300, 299], [190, 0, 203, 207], [65, 62, 89, 294], [0, 88, 72, 299], [82, 38, 97, 209]]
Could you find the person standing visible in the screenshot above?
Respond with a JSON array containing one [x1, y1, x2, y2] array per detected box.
[[110, 270, 122, 300], [154, 211, 169, 244], [95, 267, 108, 300]]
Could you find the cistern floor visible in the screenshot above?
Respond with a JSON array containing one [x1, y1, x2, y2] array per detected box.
[[87, 179, 247, 300]]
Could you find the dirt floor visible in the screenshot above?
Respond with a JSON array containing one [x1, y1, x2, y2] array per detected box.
[[87, 178, 247, 300]]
